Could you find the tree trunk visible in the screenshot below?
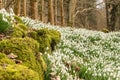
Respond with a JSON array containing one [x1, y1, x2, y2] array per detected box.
[[23, 0, 26, 16], [41, 0, 44, 21], [105, 0, 120, 31], [69, 0, 77, 27], [105, 0, 109, 29], [48, 0, 54, 25], [14, 0, 21, 16], [34, 1, 38, 20], [115, 4, 120, 30], [60, 0, 65, 26], [30, 0, 38, 20], [0, 0, 2, 9], [54, 0, 58, 25]]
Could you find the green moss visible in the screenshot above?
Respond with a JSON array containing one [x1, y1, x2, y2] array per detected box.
[[9, 23, 28, 38], [9, 16, 28, 37], [101, 28, 109, 33], [0, 64, 39, 80], [0, 37, 46, 80], [0, 52, 39, 80], [49, 30, 61, 51], [39, 55, 47, 71], [14, 16, 23, 23], [38, 35, 51, 54], [0, 52, 14, 65], [17, 23, 28, 31], [28, 31, 38, 39], [10, 26, 25, 37], [28, 29, 51, 53], [28, 28, 61, 54], [0, 53, 7, 59], [36, 28, 50, 37]]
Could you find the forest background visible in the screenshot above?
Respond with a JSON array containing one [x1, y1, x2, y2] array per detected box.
[[0, 0, 120, 31]]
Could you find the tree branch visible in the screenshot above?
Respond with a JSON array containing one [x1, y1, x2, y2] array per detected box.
[[5, 0, 14, 9]]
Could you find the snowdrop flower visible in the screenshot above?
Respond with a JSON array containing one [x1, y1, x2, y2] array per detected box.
[[22, 16, 120, 80]]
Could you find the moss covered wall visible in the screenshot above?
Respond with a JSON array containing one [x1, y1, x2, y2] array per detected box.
[[28, 28, 61, 54], [0, 52, 40, 80], [0, 13, 61, 80], [0, 38, 46, 80]]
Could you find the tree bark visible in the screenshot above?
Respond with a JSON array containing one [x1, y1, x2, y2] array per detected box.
[[54, 0, 58, 25], [41, 0, 44, 21], [48, 0, 54, 25], [23, 0, 26, 16], [14, 0, 21, 16], [30, 0, 38, 20], [105, 0, 120, 31], [105, 0, 109, 29], [60, 0, 65, 26], [69, 0, 77, 27], [0, 0, 2, 9], [115, 4, 120, 30]]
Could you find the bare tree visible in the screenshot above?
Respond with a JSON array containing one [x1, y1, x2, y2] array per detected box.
[[74, 0, 98, 29], [105, 0, 120, 31]]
